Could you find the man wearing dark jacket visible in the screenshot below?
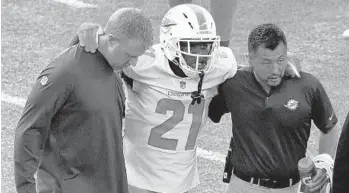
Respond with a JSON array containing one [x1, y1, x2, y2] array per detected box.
[[14, 7, 153, 193], [333, 112, 349, 193]]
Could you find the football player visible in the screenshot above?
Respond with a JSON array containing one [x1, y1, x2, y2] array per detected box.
[[72, 5, 237, 193], [69, 4, 300, 193], [121, 5, 236, 193]]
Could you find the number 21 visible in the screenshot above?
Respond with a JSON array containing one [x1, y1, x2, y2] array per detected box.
[[148, 98, 205, 151]]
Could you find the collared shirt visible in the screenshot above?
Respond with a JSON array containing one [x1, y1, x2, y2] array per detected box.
[[209, 67, 337, 179], [14, 45, 128, 193]]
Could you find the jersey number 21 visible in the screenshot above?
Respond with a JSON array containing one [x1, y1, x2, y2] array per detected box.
[[148, 98, 205, 151]]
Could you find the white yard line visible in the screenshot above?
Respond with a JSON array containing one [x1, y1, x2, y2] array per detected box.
[[52, 0, 98, 8], [1, 93, 226, 163], [1, 93, 27, 107], [197, 147, 225, 162]]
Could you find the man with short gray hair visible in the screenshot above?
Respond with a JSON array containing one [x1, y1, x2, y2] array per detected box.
[[14, 7, 153, 193]]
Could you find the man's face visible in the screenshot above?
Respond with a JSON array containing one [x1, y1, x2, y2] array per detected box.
[[180, 42, 212, 71], [108, 37, 145, 71], [249, 42, 288, 87]]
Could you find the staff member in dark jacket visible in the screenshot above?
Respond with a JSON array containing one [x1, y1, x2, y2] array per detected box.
[[209, 23, 338, 193], [14, 8, 153, 193], [333, 112, 349, 193]]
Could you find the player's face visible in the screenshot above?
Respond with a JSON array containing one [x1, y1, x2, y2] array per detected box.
[[108, 37, 145, 71], [249, 42, 288, 87], [180, 42, 212, 71]]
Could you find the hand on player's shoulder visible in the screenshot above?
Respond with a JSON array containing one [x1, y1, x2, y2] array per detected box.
[[78, 22, 103, 53]]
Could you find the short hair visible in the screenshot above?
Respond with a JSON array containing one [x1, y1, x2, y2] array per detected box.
[[104, 8, 154, 49], [248, 23, 287, 54]]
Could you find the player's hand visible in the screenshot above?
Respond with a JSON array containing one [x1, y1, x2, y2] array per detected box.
[[307, 168, 329, 193], [285, 53, 301, 78], [69, 22, 103, 53]]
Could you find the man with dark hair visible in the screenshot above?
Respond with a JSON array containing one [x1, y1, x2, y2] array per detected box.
[[14, 7, 153, 193], [333, 112, 349, 193], [209, 23, 338, 193]]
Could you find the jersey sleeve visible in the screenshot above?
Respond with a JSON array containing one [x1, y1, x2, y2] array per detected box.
[[122, 45, 162, 94], [122, 46, 157, 81], [208, 83, 229, 123], [311, 79, 338, 133], [14, 61, 74, 193]]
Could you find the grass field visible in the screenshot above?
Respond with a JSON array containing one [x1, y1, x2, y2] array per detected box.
[[1, 0, 349, 192]]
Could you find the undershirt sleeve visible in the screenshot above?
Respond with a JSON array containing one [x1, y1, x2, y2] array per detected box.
[[208, 83, 229, 123]]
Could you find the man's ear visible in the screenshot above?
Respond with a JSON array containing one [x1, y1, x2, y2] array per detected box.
[[108, 35, 119, 47], [247, 53, 254, 66]]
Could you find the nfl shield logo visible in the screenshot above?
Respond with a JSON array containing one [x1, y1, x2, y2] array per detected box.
[[180, 81, 186, 89]]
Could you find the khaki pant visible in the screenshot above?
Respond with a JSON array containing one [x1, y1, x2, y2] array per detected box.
[[226, 174, 299, 193], [128, 185, 189, 193]]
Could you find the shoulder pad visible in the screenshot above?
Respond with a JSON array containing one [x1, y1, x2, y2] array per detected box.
[[201, 47, 238, 89], [135, 45, 161, 69], [214, 47, 237, 77]]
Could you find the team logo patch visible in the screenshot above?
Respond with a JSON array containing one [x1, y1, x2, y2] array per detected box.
[[328, 112, 334, 121], [180, 80, 186, 89], [40, 76, 48, 86], [284, 99, 299, 110]]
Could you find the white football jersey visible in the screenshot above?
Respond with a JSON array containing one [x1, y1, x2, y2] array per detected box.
[[122, 44, 237, 193]]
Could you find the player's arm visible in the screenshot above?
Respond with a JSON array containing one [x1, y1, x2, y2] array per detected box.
[[208, 84, 229, 123], [68, 22, 103, 53], [333, 112, 349, 193], [14, 62, 74, 193]]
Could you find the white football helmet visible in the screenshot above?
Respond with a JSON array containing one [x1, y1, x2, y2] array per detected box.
[[159, 4, 220, 78]]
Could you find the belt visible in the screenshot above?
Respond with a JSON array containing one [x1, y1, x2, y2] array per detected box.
[[233, 169, 300, 189]]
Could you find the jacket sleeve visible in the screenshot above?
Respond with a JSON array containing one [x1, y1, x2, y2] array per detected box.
[[14, 61, 74, 193], [333, 112, 349, 193]]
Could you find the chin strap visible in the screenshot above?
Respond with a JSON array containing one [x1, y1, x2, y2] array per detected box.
[[191, 71, 205, 105]]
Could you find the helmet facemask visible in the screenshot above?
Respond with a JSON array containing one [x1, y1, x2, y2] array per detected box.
[[158, 4, 221, 104], [167, 37, 220, 78]]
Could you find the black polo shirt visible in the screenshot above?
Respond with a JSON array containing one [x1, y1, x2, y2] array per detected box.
[[209, 67, 337, 179], [333, 111, 349, 193]]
